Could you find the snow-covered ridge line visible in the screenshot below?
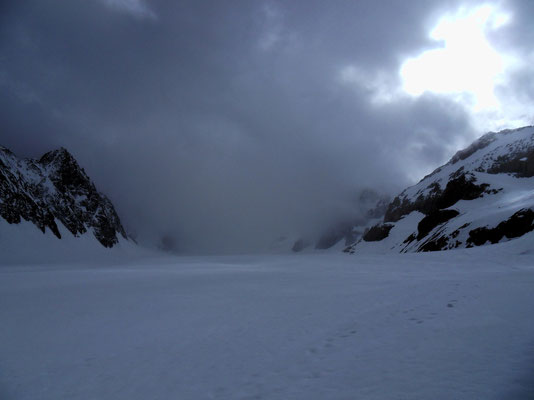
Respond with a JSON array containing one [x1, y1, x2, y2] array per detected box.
[[0, 145, 127, 247], [345, 126, 534, 253]]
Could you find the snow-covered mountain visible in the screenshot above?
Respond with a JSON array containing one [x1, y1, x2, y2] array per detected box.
[[345, 125, 534, 253], [0, 146, 127, 248]]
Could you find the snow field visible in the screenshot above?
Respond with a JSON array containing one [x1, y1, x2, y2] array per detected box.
[[2, 241, 534, 399]]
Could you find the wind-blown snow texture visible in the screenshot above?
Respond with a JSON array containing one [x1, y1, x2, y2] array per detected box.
[[345, 126, 534, 253], [1, 236, 534, 399], [0, 146, 127, 247]]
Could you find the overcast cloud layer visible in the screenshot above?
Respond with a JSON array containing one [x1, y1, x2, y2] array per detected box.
[[1, 0, 533, 253]]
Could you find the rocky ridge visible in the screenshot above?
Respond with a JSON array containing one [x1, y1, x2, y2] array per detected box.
[[344, 126, 534, 253], [0, 146, 127, 247]]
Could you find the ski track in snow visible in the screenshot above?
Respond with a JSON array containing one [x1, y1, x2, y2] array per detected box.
[[1, 245, 534, 399]]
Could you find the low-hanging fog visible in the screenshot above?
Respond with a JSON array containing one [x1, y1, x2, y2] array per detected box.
[[1, 0, 533, 253]]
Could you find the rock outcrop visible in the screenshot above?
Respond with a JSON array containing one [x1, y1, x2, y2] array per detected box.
[[0, 146, 127, 247]]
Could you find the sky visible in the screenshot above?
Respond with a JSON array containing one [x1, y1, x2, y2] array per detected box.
[[1, 0, 533, 253]]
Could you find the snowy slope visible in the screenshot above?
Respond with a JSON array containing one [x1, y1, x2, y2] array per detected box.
[[346, 126, 534, 253], [0, 146, 127, 248], [1, 241, 534, 399], [0, 218, 145, 265]]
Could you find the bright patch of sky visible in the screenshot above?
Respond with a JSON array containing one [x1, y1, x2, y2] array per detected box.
[[401, 5, 510, 109], [400, 3, 529, 131], [340, 3, 530, 133]]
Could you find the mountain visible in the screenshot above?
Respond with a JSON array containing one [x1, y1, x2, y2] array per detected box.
[[292, 189, 390, 252], [344, 126, 534, 253], [0, 146, 127, 247]]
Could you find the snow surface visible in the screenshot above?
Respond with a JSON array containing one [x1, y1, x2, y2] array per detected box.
[[0, 218, 145, 265], [2, 236, 534, 399]]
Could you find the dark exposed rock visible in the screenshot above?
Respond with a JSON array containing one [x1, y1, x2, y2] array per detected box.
[[403, 233, 416, 244], [418, 234, 449, 252], [384, 174, 487, 223], [449, 166, 465, 180], [436, 175, 488, 208], [466, 209, 534, 246], [486, 152, 534, 177], [0, 146, 127, 248], [417, 209, 460, 240], [383, 196, 416, 223], [363, 223, 394, 242]]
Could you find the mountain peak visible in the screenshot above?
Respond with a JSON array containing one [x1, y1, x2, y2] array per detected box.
[[39, 146, 78, 167], [0, 144, 127, 248]]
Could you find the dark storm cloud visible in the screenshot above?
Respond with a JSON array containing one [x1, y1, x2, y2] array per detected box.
[[488, 0, 534, 120], [2, 0, 526, 253]]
